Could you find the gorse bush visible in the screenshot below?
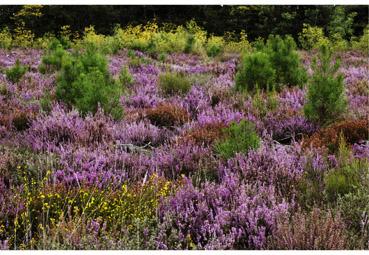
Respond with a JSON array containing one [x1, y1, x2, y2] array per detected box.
[[304, 45, 347, 125], [11, 171, 173, 248], [235, 51, 275, 92], [113, 21, 207, 55], [5, 60, 27, 83], [214, 120, 260, 159], [158, 72, 191, 96], [0, 27, 12, 49], [55, 46, 123, 119], [263, 35, 307, 87], [298, 24, 330, 50]]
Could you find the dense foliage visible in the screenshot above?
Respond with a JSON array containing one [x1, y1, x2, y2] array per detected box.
[[304, 45, 347, 125], [55, 45, 124, 119], [0, 12, 368, 250]]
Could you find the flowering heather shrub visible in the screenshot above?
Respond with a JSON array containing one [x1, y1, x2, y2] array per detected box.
[[54, 145, 154, 187], [249, 88, 318, 143], [26, 105, 117, 152], [181, 85, 211, 118], [157, 176, 289, 249], [26, 105, 85, 151], [269, 208, 348, 249], [197, 103, 244, 126], [352, 143, 369, 159], [151, 141, 213, 179], [146, 103, 190, 128], [303, 119, 369, 152], [221, 141, 305, 198], [158, 72, 191, 96], [115, 121, 168, 147]]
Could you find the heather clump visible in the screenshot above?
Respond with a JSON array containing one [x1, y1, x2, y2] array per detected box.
[[269, 208, 348, 249], [158, 176, 289, 249]]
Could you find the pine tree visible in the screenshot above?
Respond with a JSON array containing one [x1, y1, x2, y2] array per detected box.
[[304, 45, 347, 125]]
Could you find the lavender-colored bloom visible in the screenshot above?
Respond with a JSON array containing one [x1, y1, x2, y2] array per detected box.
[[157, 175, 289, 249]]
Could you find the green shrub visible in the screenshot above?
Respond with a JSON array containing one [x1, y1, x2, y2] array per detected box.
[[184, 33, 195, 54], [119, 66, 134, 87], [298, 24, 330, 50], [297, 150, 328, 209], [252, 86, 278, 117], [0, 27, 12, 49], [351, 25, 369, 53], [158, 53, 167, 62], [40, 92, 53, 113], [158, 72, 192, 96], [338, 178, 369, 247], [0, 83, 8, 96], [206, 36, 224, 57], [39, 39, 67, 74], [6, 60, 27, 83], [214, 120, 260, 159], [235, 51, 275, 92], [56, 46, 123, 119], [324, 138, 367, 203], [328, 6, 356, 41], [263, 35, 307, 87], [304, 45, 347, 125]]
